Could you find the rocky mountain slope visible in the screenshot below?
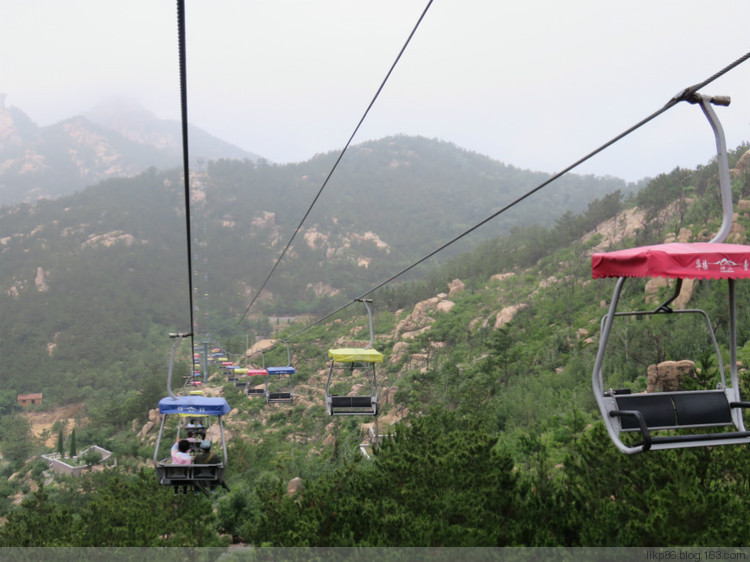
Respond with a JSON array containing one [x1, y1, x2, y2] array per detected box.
[[0, 95, 259, 205]]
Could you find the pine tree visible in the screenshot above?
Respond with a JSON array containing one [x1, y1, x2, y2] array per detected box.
[[56, 430, 64, 457], [69, 429, 77, 458]]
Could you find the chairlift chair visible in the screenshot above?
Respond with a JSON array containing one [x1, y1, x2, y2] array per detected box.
[[153, 395, 230, 495], [265, 343, 295, 403], [592, 93, 750, 453], [325, 348, 382, 415], [226, 366, 242, 382], [246, 368, 268, 396], [266, 366, 295, 403], [325, 299, 382, 416]]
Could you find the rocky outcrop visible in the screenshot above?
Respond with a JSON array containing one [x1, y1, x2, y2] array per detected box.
[[647, 360, 696, 392], [0, 94, 27, 151], [447, 279, 465, 296], [395, 295, 452, 340], [585, 207, 647, 253], [644, 277, 669, 304], [246, 339, 276, 357], [34, 267, 49, 292], [494, 304, 527, 330], [139, 408, 162, 436], [287, 477, 303, 497], [731, 150, 750, 178]]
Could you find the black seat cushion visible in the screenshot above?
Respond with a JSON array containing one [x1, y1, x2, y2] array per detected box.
[[614, 394, 676, 430]]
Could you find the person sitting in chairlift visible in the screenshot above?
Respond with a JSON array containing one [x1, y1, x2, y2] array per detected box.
[[171, 438, 192, 465], [193, 440, 220, 464]]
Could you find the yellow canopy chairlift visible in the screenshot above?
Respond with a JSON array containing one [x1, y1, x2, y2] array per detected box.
[[325, 299, 383, 417], [227, 366, 246, 382]]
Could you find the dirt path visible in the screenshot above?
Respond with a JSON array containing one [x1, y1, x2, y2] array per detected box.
[[23, 404, 85, 447]]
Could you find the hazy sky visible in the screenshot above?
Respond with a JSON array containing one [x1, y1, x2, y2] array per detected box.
[[3, 1, 750, 182]]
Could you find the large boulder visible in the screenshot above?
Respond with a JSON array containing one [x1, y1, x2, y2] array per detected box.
[[494, 304, 527, 329], [287, 477, 304, 497], [647, 360, 696, 392], [447, 278, 465, 297]]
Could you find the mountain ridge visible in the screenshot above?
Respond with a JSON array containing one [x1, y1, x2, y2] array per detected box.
[[0, 95, 260, 205]]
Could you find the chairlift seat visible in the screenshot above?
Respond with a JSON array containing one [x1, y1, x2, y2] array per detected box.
[[155, 462, 228, 493], [267, 391, 293, 403], [608, 390, 750, 451], [611, 390, 743, 430], [327, 395, 379, 416], [592, 242, 750, 453], [332, 396, 374, 408]]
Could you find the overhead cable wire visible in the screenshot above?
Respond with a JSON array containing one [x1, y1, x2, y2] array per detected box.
[[176, 0, 195, 352], [236, 0, 435, 327], [277, 49, 750, 346]]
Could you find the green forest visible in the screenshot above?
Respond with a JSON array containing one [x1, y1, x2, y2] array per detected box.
[[1, 137, 750, 547]]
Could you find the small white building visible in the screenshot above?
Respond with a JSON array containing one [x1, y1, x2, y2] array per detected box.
[[41, 446, 115, 477]]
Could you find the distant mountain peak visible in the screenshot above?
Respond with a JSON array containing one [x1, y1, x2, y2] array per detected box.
[[84, 97, 178, 150], [0, 95, 265, 205], [84, 96, 259, 161]]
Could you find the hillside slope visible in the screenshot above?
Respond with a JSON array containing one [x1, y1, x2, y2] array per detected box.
[[3, 145, 750, 547], [0, 135, 638, 411]]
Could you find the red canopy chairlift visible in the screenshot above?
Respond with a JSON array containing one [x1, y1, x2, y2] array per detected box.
[[246, 368, 268, 397], [592, 93, 750, 453]]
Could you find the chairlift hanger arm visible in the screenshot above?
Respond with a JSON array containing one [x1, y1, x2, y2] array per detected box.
[[653, 278, 682, 313], [356, 299, 375, 348], [687, 94, 733, 244]]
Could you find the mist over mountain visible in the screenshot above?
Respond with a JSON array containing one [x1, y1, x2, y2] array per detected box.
[[0, 95, 259, 205]]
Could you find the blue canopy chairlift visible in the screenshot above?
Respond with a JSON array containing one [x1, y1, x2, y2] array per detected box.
[[153, 396, 230, 495], [154, 333, 230, 495], [592, 93, 750, 454], [325, 299, 382, 417], [266, 367, 295, 403], [265, 344, 295, 404]]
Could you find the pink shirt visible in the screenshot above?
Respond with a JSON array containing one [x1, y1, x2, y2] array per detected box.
[[171, 443, 192, 465]]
